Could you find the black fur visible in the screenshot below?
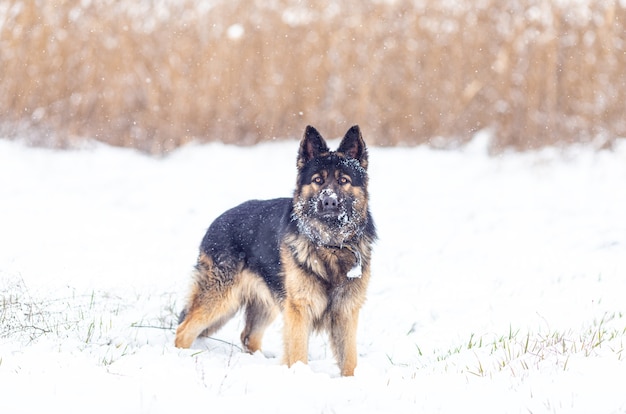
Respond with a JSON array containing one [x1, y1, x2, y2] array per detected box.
[[199, 198, 292, 295]]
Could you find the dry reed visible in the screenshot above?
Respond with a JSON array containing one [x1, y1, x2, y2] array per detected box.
[[1, 0, 624, 153]]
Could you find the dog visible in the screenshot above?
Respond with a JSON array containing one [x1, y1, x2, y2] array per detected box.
[[174, 125, 376, 376]]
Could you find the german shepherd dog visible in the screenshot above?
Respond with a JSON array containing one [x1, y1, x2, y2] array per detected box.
[[175, 125, 376, 376]]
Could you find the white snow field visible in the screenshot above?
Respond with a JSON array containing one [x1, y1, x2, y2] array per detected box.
[[1, 136, 625, 413]]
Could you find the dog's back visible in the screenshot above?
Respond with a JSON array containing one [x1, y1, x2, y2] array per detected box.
[[199, 198, 292, 294]]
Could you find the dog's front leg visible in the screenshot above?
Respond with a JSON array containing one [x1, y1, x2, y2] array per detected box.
[[330, 308, 360, 376], [282, 298, 311, 366]]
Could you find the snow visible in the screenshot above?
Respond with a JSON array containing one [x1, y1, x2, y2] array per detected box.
[[226, 23, 245, 40], [1, 137, 625, 413]]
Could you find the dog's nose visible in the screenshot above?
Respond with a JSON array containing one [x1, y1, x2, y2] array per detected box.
[[321, 194, 338, 211]]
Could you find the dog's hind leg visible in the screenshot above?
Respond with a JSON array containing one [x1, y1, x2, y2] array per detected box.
[[175, 303, 237, 348], [240, 298, 278, 353], [238, 271, 279, 353], [175, 253, 241, 349]]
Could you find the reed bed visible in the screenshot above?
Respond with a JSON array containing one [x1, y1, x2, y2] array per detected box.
[[1, 0, 624, 152]]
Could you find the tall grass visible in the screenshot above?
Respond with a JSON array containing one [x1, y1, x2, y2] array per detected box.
[[1, 0, 624, 153]]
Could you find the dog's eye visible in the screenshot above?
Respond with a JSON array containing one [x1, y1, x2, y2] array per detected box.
[[338, 176, 351, 185], [312, 176, 324, 185]]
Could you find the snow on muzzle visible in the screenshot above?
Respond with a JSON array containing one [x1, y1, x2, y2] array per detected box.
[[318, 188, 340, 214]]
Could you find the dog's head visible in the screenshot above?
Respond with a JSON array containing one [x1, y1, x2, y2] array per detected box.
[[292, 125, 371, 246]]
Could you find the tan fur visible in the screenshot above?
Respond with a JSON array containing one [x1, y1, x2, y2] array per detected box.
[[177, 238, 372, 376], [280, 234, 372, 376], [175, 253, 279, 353]]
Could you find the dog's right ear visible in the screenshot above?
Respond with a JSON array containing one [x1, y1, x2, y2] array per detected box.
[[298, 126, 329, 168]]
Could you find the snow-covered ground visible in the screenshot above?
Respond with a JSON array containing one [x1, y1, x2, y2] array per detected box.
[[1, 136, 625, 413]]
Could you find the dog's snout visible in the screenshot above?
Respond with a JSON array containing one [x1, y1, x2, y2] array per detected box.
[[321, 194, 338, 211], [318, 189, 340, 214]]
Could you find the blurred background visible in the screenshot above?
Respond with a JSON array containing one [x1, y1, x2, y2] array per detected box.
[[1, 0, 624, 154]]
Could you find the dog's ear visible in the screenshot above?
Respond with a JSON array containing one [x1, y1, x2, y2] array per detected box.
[[337, 125, 368, 169], [298, 126, 329, 168]]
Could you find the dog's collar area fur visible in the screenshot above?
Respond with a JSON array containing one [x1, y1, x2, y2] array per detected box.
[[322, 244, 362, 279]]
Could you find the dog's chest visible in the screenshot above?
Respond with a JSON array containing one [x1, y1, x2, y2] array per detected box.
[[308, 247, 359, 286]]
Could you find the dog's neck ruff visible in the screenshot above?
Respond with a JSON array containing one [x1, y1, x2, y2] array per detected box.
[[320, 244, 363, 279]]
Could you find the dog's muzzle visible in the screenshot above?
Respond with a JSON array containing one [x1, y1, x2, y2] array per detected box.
[[318, 189, 340, 215]]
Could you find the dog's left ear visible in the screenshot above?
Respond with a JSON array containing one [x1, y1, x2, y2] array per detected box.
[[337, 125, 368, 169]]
